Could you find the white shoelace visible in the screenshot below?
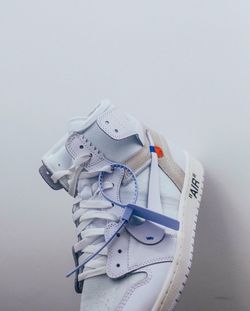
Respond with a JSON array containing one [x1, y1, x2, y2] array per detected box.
[[50, 145, 180, 282], [51, 153, 119, 281]]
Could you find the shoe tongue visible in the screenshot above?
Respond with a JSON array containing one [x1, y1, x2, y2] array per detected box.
[[66, 103, 145, 163]]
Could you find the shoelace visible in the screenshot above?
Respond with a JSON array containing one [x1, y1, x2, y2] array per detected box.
[[51, 151, 180, 282], [51, 153, 117, 281]]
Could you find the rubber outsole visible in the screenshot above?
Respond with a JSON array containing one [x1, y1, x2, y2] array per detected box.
[[152, 152, 204, 311]]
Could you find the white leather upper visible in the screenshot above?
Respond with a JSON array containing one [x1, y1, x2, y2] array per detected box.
[[105, 224, 176, 279], [97, 107, 145, 145]]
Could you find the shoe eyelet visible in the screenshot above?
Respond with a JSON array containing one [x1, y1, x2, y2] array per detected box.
[[146, 236, 154, 241], [105, 120, 110, 124], [118, 249, 122, 254], [116, 233, 120, 237], [114, 129, 119, 133], [79, 145, 84, 149], [116, 263, 120, 268]]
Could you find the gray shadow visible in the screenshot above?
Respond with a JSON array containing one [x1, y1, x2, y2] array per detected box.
[[177, 169, 245, 311]]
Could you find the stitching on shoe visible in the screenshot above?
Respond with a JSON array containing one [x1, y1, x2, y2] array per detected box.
[[107, 234, 175, 278], [66, 133, 104, 167], [116, 270, 153, 311]]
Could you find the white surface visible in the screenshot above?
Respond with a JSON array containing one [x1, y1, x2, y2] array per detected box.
[[0, 1, 249, 311]]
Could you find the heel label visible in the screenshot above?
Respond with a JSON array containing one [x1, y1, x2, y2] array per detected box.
[[189, 173, 200, 199]]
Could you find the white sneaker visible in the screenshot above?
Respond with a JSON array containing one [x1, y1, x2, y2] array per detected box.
[[40, 102, 204, 311]]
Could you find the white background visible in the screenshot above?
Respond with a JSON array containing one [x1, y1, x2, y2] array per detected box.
[[0, 1, 250, 311]]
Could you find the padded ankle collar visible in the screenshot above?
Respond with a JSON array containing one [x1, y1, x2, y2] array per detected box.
[[97, 107, 145, 145]]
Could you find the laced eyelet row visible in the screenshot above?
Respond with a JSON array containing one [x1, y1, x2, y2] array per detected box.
[[81, 135, 101, 154]]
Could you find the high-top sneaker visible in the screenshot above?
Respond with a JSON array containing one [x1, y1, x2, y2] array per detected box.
[[39, 102, 204, 311]]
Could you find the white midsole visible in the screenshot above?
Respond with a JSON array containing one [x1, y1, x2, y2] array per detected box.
[[152, 152, 204, 311]]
